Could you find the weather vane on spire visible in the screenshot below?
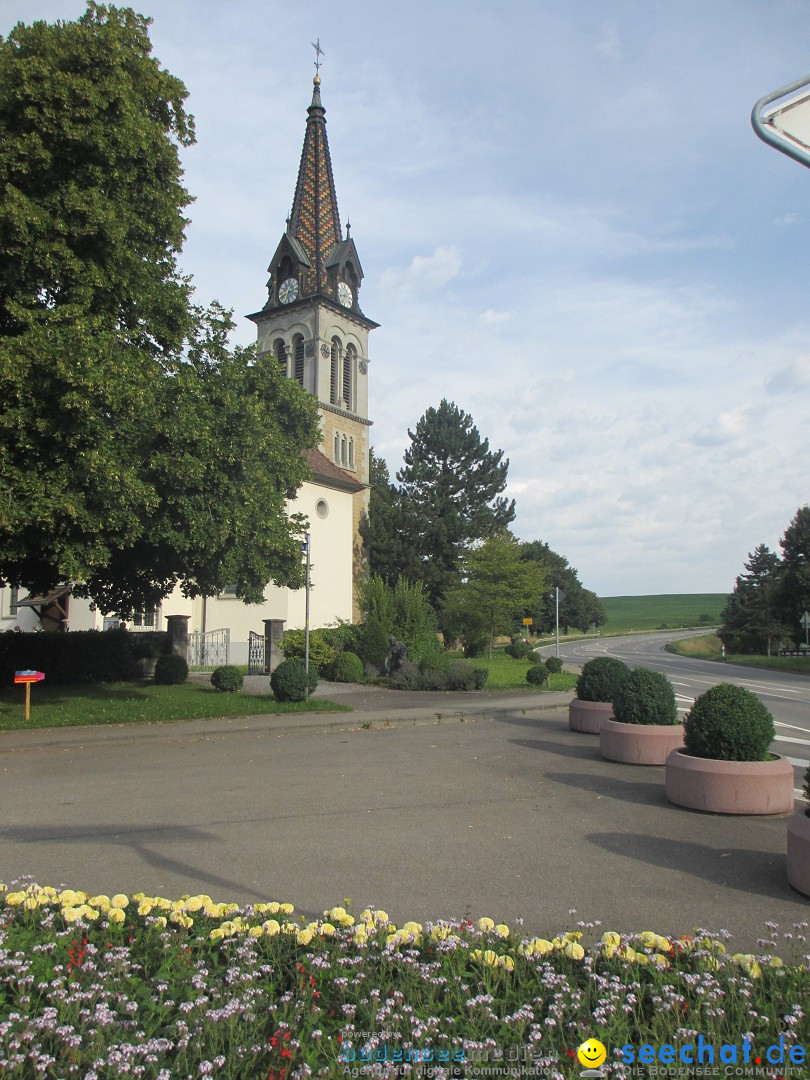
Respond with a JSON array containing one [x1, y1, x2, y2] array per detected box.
[[312, 39, 324, 78]]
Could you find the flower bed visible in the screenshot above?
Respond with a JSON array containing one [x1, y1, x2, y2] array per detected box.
[[0, 882, 808, 1078]]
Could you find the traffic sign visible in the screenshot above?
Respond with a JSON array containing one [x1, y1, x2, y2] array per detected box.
[[752, 74, 810, 169]]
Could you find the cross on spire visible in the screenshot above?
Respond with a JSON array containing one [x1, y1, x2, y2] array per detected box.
[[312, 39, 324, 77]]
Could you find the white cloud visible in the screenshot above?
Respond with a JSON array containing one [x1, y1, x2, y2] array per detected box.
[[766, 355, 810, 395]]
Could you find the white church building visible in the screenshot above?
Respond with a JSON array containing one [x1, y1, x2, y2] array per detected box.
[[0, 73, 376, 666]]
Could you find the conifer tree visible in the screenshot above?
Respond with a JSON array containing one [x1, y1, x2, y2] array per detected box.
[[396, 399, 515, 608]]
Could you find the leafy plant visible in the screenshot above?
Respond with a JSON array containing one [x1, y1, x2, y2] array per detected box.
[[154, 653, 188, 685], [575, 656, 630, 703], [505, 642, 534, 661], [280, 628, 337, 674], [270, 658, 318, 702], [545, 656, 564, 675], [526, 665, 549, 686], [684, 683, 775, 761], [332, 652, 363, 684], [612, 668, 678, 726], [210, 665, 244, 693]]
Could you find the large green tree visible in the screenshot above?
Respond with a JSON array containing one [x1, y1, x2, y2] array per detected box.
[[0, 6, 321, 614], [359, 450, 421, 586], [720, 544, 785, 655], [778, 506, 810, 643], [396, 399, 515, 608], [443, 531, 547, 657], [520, 540, 606, 634]]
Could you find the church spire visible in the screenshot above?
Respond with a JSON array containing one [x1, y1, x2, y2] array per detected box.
[[287, 72, 342, 296]]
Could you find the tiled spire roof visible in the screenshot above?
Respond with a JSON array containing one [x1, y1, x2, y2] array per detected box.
[[288, 77, 342, 295]]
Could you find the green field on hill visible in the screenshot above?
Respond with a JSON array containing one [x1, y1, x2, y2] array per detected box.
[[599, 593, 728, 633]]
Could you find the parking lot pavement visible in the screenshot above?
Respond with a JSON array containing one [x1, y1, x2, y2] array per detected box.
[[0, 686, 806, 951]]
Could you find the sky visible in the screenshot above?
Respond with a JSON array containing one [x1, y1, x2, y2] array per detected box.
[[3, 1, 810, 598]]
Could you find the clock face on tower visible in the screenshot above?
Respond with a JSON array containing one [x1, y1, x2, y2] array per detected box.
[[337, 281, 353, 308], [279, 277, 299, 304]]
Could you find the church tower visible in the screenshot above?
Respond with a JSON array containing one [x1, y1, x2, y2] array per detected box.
[[248, 68, 377, 616]]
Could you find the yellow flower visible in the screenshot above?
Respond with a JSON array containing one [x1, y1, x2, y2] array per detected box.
[[262, 919, 281, 936], [498, 955, 515, 971], [248, 925, 264, 938], [431, 924, 451, 942], [476, 917, 495, 932], [137, 900, 154, 917], [354, 925, 369, 945], [169, 911, 193, 929], [5, 892, 25, 907], [62, 907, 82, 923], [210, 927, 225, 942], [203, 903, 226, 919], [403, 921, 422, 934], [482, 949, 499, 966], [602, 931, 621, 947], [282, 922, 298, 935], [279, 902, 294, 915], [770, 956, 784, 969], [319, 922, 337, 937], [89, 895, 111, 911], [494, 924, 510, 939], [297, 928, 314, 946], [152, 916, 167, 929], [78, 905, 100, 921], [564, 942, 585, 961], [110, 894, 129, 910], [107, 908, 126, 925], [732, 953, 762, 978], [519, 937, 554, 957]]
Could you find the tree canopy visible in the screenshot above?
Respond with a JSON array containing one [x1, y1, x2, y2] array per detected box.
[[720, 506, 810, 655], [520, 540, 606, 634], [0, 5, 321, 614], [394, 399, 515, 607], [443, 531, 548, 657]]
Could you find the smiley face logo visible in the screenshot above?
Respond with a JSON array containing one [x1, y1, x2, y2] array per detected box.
[[577, 1038, 607, 1069]]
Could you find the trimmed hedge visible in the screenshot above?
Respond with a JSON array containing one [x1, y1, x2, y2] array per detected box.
[[684, 683, 775, 761], [154, 653, 188, 685], [575, 656, 630, 703], [210, 665, 244, 693], [505, 642, 534, 661], [612, 667, 678, 726], [271, 658, 318, 702], [0, 629, 136, 685], [389, 661, 488, 692], [332, 651, 363, 684], [545, 656, 564, 675], [526, 665, 549, 686]]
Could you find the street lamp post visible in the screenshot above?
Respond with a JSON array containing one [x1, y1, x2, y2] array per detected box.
[[303, 533, 311, 684]]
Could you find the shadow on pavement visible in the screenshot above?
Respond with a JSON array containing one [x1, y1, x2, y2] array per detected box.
[[587, 830, 795, 902], [545, 769, 666, 805]]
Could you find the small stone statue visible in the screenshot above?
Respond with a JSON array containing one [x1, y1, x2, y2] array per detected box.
[[387, 635, 408, 676]]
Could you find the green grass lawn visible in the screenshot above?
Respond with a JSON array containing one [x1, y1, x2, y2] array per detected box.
[[0, 681, 350, 731], [600, 593, 728, 633], [461, 651, 578, 691], [668, 633, 810, 676]]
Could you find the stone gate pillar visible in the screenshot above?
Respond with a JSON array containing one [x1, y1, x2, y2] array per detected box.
[[263, 618, 285, 673], [165, 614, 190, 662]]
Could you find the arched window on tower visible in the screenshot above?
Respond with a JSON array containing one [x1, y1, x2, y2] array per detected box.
[[343, 343, 356, 411], [341, 435, 348, 466], [348, 437, 355, 468], [330, 337, 341, 405], [293, 335, 305, 387], [274, 338, 287, 377], [334, 432, 340, 462]]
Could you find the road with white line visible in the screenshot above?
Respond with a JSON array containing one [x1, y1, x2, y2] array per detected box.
[[538, 632, 810, 795]]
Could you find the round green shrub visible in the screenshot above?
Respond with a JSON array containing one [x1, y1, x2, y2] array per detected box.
[[472, 667, 489, 690], [332, 651, 363, 683], [210, 665, 243, 693], [270, 657, 318, 702], [154, 653, 188, 685], [612, 668, 678, 726], [684, 683, 775, 761], [545, 656, 564, 675], [575, 656, 630, 703], [505, 642, 534, 661], [526, 664, 549, 686]]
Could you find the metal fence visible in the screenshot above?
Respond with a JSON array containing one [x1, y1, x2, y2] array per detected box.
[[188, 628, 230, 669], [248, 630, 266, 675]]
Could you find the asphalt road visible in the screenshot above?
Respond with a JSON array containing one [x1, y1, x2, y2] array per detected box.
[[537, 632, 810, 795], [0, 680, 808, 951]]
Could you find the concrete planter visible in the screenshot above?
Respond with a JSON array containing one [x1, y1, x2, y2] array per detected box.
[[665, 748, 794, 815], [787, 808, 810, 897], [132, 657, 158, 681], [600, 719, 685, 765], [569, 699, 613, 733]]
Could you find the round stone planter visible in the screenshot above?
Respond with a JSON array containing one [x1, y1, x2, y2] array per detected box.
[[569, 699, 613, 733], [787, 808, 810, 898], [600, 719, 685, 765], [665, 748, 794, 815]]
